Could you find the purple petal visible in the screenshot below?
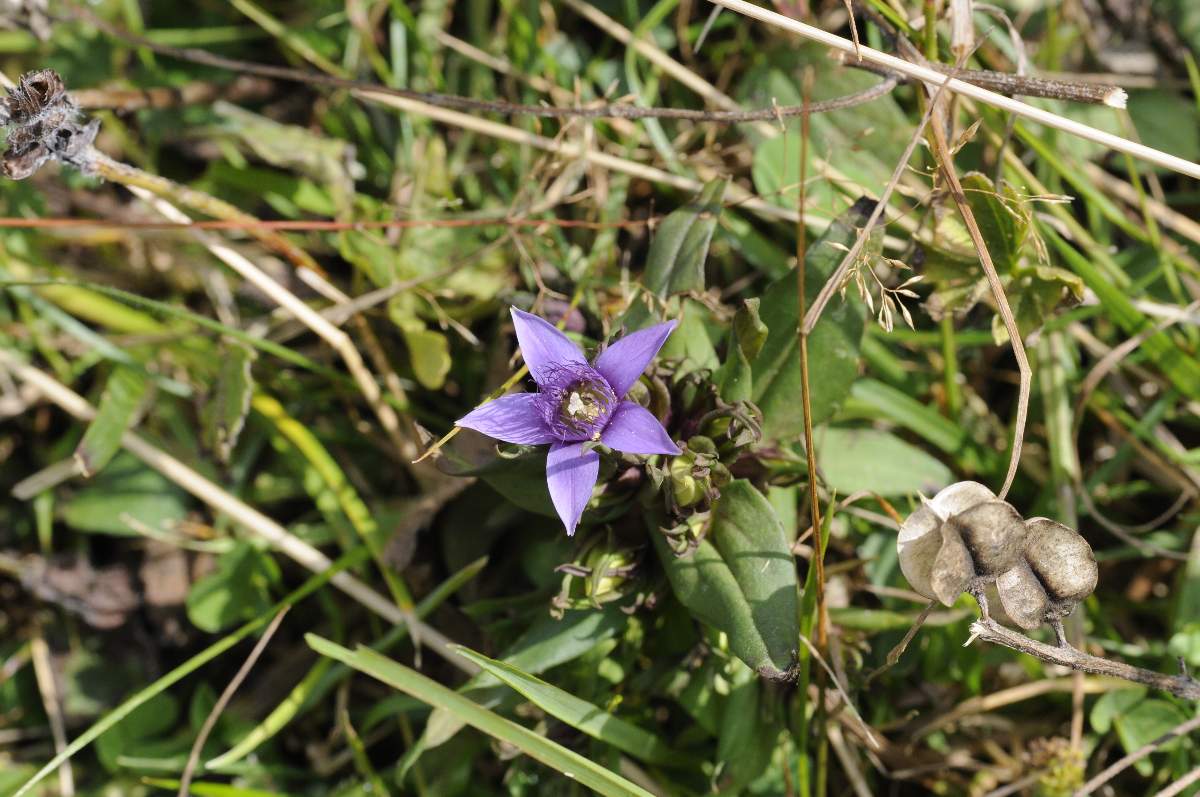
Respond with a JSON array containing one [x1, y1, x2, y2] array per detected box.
[[600, 401, 681, 455], [456, 393, 554, 445], [594, 320, 678, 398], [546, 441, 599, 536], [511, 307, 587, 386]]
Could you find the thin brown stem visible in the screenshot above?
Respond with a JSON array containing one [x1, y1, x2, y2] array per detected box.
[[178, 607, 289, 797], [1075, 715, 1200, 795], [87, 151, 325, 277], [970, 618, 1200, 701], [926, 109, 1030, 501], [66, 3, 896, 124]]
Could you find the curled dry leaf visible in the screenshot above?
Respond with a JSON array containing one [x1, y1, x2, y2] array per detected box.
[[897, 481, 1098, 633]]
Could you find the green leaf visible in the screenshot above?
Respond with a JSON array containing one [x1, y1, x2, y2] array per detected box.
[[1127, 89, 1200, 168], [74, 365, 148, 477], [1168, 623, 1200, 667], [1114, 698, 1189, 776], [961, 172, 1029, 274], [442, 445, 556, 518], [643, 178, 726, 297], [751, 200, 874, 440], [143, 779, 287, 797], [186, 541, 281, 633], [657, 299, 720, 375], [11, 545, 375, 797], [61, 453, 189, 537], [653, 480, 799, 679], [203, 342, 255, 463], [717, 298, 768, 402], [399, 606, 630, 775], [1090, 688, 1146, 734], [455, 647, 685, 767], [716, 660, 780, 792], [748, 62, 909, 212], [816, 427, 953, 496], [306, 636, 655, 797], [398, 318, 452, 390]]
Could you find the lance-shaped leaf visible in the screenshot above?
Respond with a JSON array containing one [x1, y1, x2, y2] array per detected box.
[[644, 178, 726, 297], [307, 636, 654, 797], [456, 647, 690, 768], [717, 298, 768, 402], [751, 200, 874, 441], [203, 342, 255, 463], [624, 179, 726, 330], [653, 480, 799, 679], [74, 365, 148, 477]]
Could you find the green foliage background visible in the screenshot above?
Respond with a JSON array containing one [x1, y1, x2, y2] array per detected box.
[[1, 0, 1200, 795]]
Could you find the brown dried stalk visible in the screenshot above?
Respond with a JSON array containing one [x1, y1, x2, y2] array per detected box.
[[969, 617, 1200, 701]]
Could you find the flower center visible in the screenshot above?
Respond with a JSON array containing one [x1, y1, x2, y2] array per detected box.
[[536, 364, 617, 441]]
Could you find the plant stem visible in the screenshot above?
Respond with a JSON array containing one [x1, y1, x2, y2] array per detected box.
[[970, 618, 1200, 700]]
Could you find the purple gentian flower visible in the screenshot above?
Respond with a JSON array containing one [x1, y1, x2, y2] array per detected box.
[[457, 307, 681, 535]]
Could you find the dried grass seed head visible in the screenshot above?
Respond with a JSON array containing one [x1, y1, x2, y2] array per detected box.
[[0, 69, 99, 180]]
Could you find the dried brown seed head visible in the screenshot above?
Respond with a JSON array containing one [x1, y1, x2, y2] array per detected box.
[[0, 69, 98, 180], [1023, 518, 1098, 605]]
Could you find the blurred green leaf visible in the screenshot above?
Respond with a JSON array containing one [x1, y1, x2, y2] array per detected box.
[[657, 298, 720, 375], [1127, 89, 1200, 167], [307, 636, 655, 797], [752, 200, 873, 440], [748, 60, 908, 211], [74, 365, 148, 477], [61, 453, 189, 537], [654, 480, 799, 679], [816, 427, 953, 496], [716, 660, 780, 792], [1114, 698, 1189, 775], [203, 342, 255, 463], [399, 318, 452, 390], [1090, 688, 1147, 734], [186, 541, 281, 633]]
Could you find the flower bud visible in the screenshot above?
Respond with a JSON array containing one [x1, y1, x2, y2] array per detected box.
[[552, 540, 638, 615]]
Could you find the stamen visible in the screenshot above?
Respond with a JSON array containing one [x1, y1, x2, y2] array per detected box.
[[534, 362, 616, 441]]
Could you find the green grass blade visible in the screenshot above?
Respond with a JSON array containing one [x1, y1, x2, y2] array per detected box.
[[305, 635, 655, 797], [12, 545, 373, 797], [207, 556, 488, 768], [455, 646, 690, 768]]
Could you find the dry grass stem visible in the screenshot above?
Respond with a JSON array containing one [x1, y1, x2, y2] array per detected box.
[[1075, 716, 1200, 795], [29, 634, 73, 797], [178, 607, 290, 797], [0, 351, 479, 677], [708, 0, 1200, 179]]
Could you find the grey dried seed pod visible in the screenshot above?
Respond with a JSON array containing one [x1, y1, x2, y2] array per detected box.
[[944, 500, 1027, 577], [892, 480, 993, 604], [1023, 518, 1099, 609], [930, 524, 975, 606], [897, 481, 996, 602], [995, 559, 1051, 630]]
